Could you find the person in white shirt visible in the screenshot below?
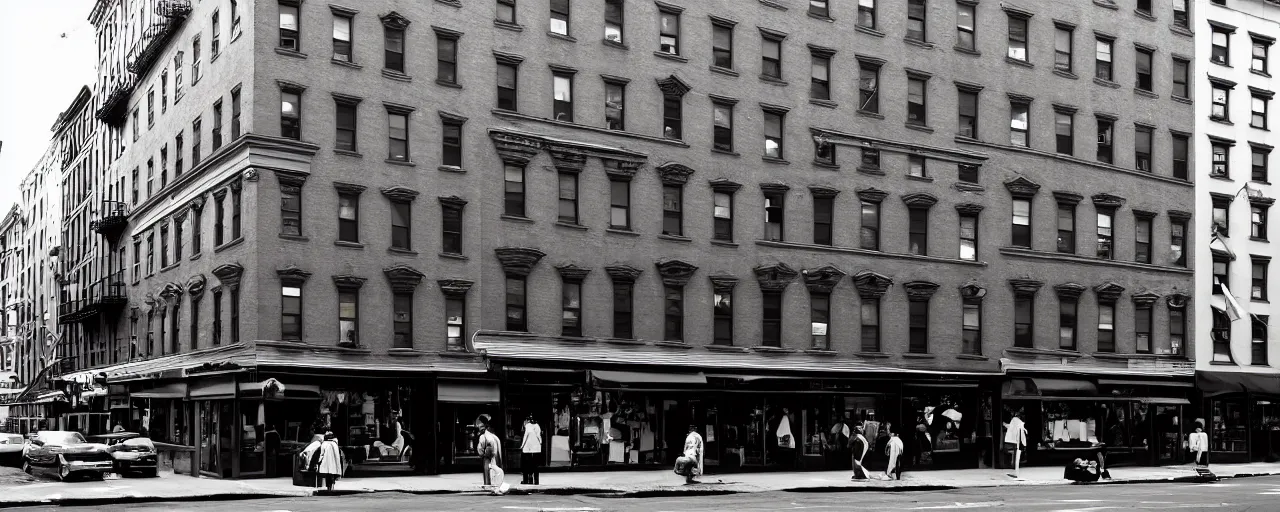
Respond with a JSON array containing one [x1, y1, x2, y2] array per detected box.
[[520, 415, 543, 485], [476, 417, 503, 487], [1189, 419, 1209, 467], [674, 425, 704, 484], [884, 424, 904, 481]]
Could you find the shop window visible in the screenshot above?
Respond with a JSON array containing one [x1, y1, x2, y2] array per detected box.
[[393, 292, 412, 348], [811, 293, 830, 350], [1213, 399, 1247, 453], [505, 277, 527, 332], [1059, 297, 1077, 350], [860, 299, 880, 351], [561, 281, 582, 337], [664, 285, 684, 341], [762, 291, 782, 347], [713, 291, 733, 345], [613, 282, 633, 339], [446, 297, 465, 350], [905, 393, 968, 466]]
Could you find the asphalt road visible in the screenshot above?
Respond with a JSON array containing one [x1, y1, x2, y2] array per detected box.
[[20, 475, 1280, 512]]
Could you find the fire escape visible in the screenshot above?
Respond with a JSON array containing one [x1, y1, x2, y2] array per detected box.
[[60, 200, 131, 325], [97, 0, 192, 126]]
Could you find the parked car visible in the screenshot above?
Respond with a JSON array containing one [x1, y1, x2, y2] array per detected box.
[[0, 433, 24, 467], [22, 431, 113, 481], [87, 432, 158, 477]]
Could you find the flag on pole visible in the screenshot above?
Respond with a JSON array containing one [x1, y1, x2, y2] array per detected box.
[[1215, 277, 1244, 322]]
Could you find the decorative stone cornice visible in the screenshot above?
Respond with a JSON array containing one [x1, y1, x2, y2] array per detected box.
[[955, 203, 984, 215], [1132, 209, 1158, 220], [903, 281, 940, 301], [852, 270, 893, 298], [1008, 278, 1045, 296], [495, 247, 546, 277], [1249, 195, 1277, 207], [211, 263, 244, 288], [380, 186, 420, 202], [274, 169, 307, 189], [143, 293, 156, 307], [189, 194, 206, 211], [438, 195, 468, 209], [379, 11, 411, 30], [604, 264, 643, 283], [438, 279, 475, 298], [759, 182, 790, 194], [901, 192, 938, 209], [604, 159, 643, 180], [332, 274, 368, 291], [709, 179, 742, 193], [159, 282, 184, 300], [1004, 177, 1041, 198], [1052, 190, 1083, 205], [186, 275, 207, 298], [855, 187, 888, 203], [655, 162, 695, 185], [1053, 282, 1087, 300], [656, 74, 692, 97], [1093, 282, 1126, 302], [213, 188, 228, 200], [1092, 193, 1125, 209], [803, 265, 846, 294], [708, 274, 739, 293], [753, 263, 799, 291], [243, 168, 260, 182], [383, 265, 425, 293], [1168, 210, 1192, 222], [556, 264, 591, 283], [1166, 293, 1190, 309], [959, 283, 987, 301], [490, 131, 543, 165], [1131, 292, 1160, 306], [808, 185, 840, 198], [655, 259, 698, 287], [276, 265, 313, 286], [333, 182, 367, 196], [227, 177, 244, 192], [547, 144, 588, 173]]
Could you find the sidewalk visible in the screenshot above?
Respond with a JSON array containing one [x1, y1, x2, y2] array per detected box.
[[3, 462, 1278, 507]]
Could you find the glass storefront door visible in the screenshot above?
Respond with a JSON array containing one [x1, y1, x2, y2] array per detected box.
[[198, 400, 234, 478], [1251, 400, 1280, 462], [1154, 405, 1183, 464]]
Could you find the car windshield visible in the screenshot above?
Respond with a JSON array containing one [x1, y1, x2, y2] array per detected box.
[[0, 434, 23, 444], [39, 432, 87, 445], [121, 437, 155, 450]]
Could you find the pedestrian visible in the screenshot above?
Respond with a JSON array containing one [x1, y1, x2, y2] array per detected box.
[[883, 424, 903, 481], [673, 424, 704, 484], [850, 424, 870, 480], [316, 432, 345, 491], [829, 413, 851, 470], [1189, 419, 1209, 468], [520, 414, 543, 485], [111, 423, 126, 433], [476, 416, 503, 487], [298, 433, 324, 487]]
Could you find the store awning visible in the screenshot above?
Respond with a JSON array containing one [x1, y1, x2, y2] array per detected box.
[[1139, 397, 1191, 405], [1002, 377, 1097, 398], [438, 380, 500, 403], [131, 382, 188, 399], [1197, 371, 1280, 397], [593, 370, 706, 385]]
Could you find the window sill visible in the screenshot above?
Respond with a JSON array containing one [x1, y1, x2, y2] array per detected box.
[[189, 253, 202, 262], [855, 25, 885, 38], [905, 174, 934, 183], [758, 75, 788, 86], [1171, 95, 1193, 105], [856, 110, 884, 120], [706, 344, 749, 353], [953, 136, 1196, 187], [333, 149, 363, 158], [901, 353, 936, 359], [386, 159, 417, 167], [602, 38, 629, 50], [331, 58, 362, 70], [1134, 88, 1160, 99], [491, 109, 691, 147], [709, 239, 738, 248], [1053, 69, 1079, 80], [439, 252, 468, 260], [855, 352, 893, 359], [554, 221, 589, 231], [494, 20, 524, 32], [857, 166, 885, 176], [653, 51, 688, 63], [1210, 174, 1234, 182], [435, 0, 462, 7], [1252, 298, 1270, 304], [757, 239, 987, 267], [809, 98, 837, 109], [658, 233, 692, 243], [387, 247, 418, 256], [1169, 25, 1194, 38], [954, 181, 985, 192], [752, 346, 796, 354], [904, 123, 934, 134], [1005, 57, 1034, 69], [761, 155, 790, 165], [275, 47, 307, 59], [813, 161, 840, 170], [956, 354, 989, 361], [904, 38, 935, 50], [605, 227, 640, 237], [654, 341, 694, 349], [1093, 0, 1119, 9], [278, 234, 309, 242], [710, 147, 740, 157], [159, 262, 180, 274], [709, 66, 740, 78], [1006, 346, 1082, 358], [334, 240, 365, 249], [500, 214, 534, 224], [435, 79, 463, 89], [758, 0, 787, 11], [1252, 69, 1272, 79], [1209, 360, 1238, 366], [1250, 237, 1269, 243], [953, 46, 981, 56], [438, 165, 465, 173], [381, 69, 413, 82], [1093, 77, 1121, 89], [1210, 117, 1235, 126], [805, 348, 838, 355], [1134, 10, 1157, 22], [214, 237, 245, 253], [547, 31, 577, 43], [998, 246, 1193, 274]]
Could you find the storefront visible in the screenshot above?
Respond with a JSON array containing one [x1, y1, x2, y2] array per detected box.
[[1198, 371, 1280, 463]]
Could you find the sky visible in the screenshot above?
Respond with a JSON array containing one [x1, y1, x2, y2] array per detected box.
[[0, 1, 98, 213]]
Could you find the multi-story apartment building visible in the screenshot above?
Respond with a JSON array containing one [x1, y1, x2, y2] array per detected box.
[[1194, 0, 1280, 464], [42, 0, 1199, 477], [0, 205, 20, 374]]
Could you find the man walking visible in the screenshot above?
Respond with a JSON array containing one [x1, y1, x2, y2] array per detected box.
[[520, 415, 542, 485], [476, 416, 503, 487]]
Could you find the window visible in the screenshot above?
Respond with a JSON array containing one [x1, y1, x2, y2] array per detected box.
[[958, 89, 978, 138], [279, 5, 299, 50], [713, 192, 733, 241], [1172, 134, 1189, 180], [659, 10, 680, 55], [664, 286, 684, 341], [146, 159, 155, 197], [815, 137, 835, 165], [390, 200, 411, 250], [956, 4, 975, 52], [662, 184, 683, 236], [1212, 143, 1230, 178], [552, 72, 573, 122], [174, 213, 184, 261], [962, 298, 982, 355], [504, 164, 525, 216], [211, 10, 221, 56], [212, 100, 223, 150], [190, 297, 201, 350], [860, 199, 880, 250], [281, 286, 301, 341], [161, 71, 168, 112], [1129, 215, 1151, 264], [810, 53, 831, 100], [860, 299, 880, 351], [506, 277, 527, 331], [1012, 199, 1031, 248], [442, 202, 463, 254], [497, 0, 516, 24], [557, 173, 578, 224], [550, 0, 570, 35], [1169, 305, 1185, 356], [1135, 125, 1153, 171], [174, 52, 184, 101], [764, 191, 784, 241], [1055, 26, 1073, 72], [175, 133, 184, 176], [385, 26, 405, 72], [335, 101, 357, 152], [1212, 27, 1230, 65], [1213, 258, 1230, 295], [806, 292, 830, 349], [763, 110, 783, 158], [810, 0, 829, 18], [1135, 0, 1152, 15], [1095, 38, 1113, 81], [446, 296, 465, 350], [858, 61, 880, 113], [604, 0, 623, 43], [858, 0, 876, 30], [441, 120, 463, 168], [1254, 148, 1270, 182], [281, 183, 301, 236], [1213, 195, 1231, 234], [562, 281, 582, 336], [605, 80, 625, 130], [1172, 58, 1189, 98], [1097, 302, 1115, 352], [160, 224, 170, 268], [959, 163, 979, 183], [1254, 204, 1269, 240], [1014, 296, 1033, 347], [1055, 111, 1074, 155], [1172, 0, 1189, 27], [231, 88, 241, 139], [388, 112, 409, 161], [663, 94, 682, 139], [214, 192, 224, 246], [1136, 47, 1154, 91], [908, 300, 929, 353], [1096, 117, 1114, 163], [333, 15, 352, 62], [131, 168, 140, 204], [1254, 316, 1270, 365], [281, 90, 301, 140], [761, 36, 782, 79], [959, 214, 978, 260], [338, 291, 358, 346], [192, 35, 202, 84], [338, 193, 359, 242], [712, 101, 733, 151], [1057, 204, 1076, 253], [1212, 85, 1230, 121], [392, 293, 413, 348], [1007, 15, 1027, 61], [762, 291, 782, 347], [437, 34, 458, 84], [132, 109, 139, 142], [1253, 95, 1269, 129], [712, 22, 733, 69], [910, 154, 927, 176], [908, 208, 928, 255], [613, 282, 633, 338], [232, 186, 242, 240], [906, 0, 926, 42], [192, 207, 202, 254], [1171, 218, 1187, 267], [1135, 301, 1153, 353], [1097, 209, 1114, 259], [814, 196, 833, 245], [713, 290, 733, 345], [147, 88, 155, 126], [907, 76, 927, 126], [1010, 101, 1029, 147], [1254, 38, 1271, 74], [1253, 258, 1269, 300], [610, 180, 630, 229], [146, 233, 155, 274], [862, 148, 881, 169], [1059, 297, 1078, 350]]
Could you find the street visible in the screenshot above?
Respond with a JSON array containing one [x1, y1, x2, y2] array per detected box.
[[19, 475, 1280, 512]]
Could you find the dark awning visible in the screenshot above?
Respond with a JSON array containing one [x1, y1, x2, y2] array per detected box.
[[1197, 371, 1280, 397], [593, 370, 707, 385], [1002, 377, 1098, 398], [1097, 378, 1194, 388]]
